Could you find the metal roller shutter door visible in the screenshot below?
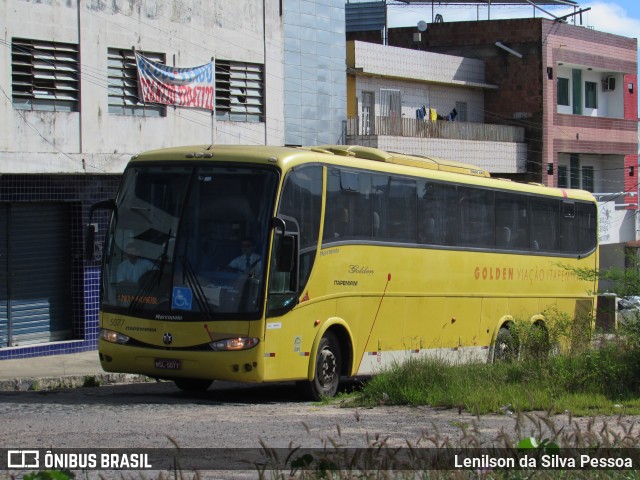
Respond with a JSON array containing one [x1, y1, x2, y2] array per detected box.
[[0, 203, 72, 347], [0, 207, 8, 346]]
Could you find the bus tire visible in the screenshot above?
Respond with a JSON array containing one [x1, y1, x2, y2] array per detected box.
[[303, 331, 342, 400], [493, 327, 518, 362], [174, 378, 213, 392]]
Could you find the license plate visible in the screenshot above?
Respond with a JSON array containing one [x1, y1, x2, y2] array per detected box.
[[155, 358, 181, 370]]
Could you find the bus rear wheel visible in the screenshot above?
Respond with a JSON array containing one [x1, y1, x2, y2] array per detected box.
[[174, 378, 213, 392], [302, 332, 341, 400]]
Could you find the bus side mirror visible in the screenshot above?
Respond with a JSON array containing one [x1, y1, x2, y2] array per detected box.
[[276, 234, 296, 272]]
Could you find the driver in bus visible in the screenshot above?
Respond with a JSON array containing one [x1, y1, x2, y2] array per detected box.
[[116, 243, 154, 284], [228, 237, 261, 276]]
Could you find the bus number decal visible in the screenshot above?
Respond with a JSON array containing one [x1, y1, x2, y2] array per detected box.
[[267, 322, 282, 330], [109, 318, 125, 328]]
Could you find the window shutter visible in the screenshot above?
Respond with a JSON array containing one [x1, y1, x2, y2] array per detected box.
[[11, 38, 79, 112]]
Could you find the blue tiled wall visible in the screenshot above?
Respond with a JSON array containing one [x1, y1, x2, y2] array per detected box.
[[0, 174, 120, 360]]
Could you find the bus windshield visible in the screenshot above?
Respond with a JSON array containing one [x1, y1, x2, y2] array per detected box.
[[102, 164, 279, 320]]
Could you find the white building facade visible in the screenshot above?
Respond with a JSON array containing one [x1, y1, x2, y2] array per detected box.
[[0, 0, 287, 358], [346, 41, 527, 173]]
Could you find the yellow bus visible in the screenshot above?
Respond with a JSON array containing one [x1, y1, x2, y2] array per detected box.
[[87, 144, 598, 399]]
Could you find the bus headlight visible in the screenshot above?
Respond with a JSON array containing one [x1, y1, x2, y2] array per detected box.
[[100, 328, 130, 344], [209, 337, 259, 351]]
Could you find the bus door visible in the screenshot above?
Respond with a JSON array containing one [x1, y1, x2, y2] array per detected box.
[[263, 165, 323, 381]]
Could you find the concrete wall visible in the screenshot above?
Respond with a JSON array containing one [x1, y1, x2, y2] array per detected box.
[[354, 135, 527, 174], [350, 41, 488, 87]]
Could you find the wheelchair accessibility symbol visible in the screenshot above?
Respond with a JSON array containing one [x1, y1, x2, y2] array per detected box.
[[172, 287, 193, 311]]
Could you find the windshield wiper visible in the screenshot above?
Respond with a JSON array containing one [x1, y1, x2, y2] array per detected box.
[[181, 256, 214, 320]]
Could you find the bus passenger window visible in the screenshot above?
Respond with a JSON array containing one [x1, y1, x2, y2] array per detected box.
[[426, 182, 457, 246], [496, 227, 511, 247], [334, 208, 350, 238], [323, 168, 374, 242], [495, 192, 527, 251], [373, 211, 380, 237], [530, 198, 559, 252], [457, 186, 494, 248], [387, 177, 417, 243]]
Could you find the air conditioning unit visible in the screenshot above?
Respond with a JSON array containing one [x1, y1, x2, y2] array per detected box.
[[602, 75, 616, 92]]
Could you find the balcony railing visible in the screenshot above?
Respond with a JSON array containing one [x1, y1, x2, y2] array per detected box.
[[347, 116, 525, 143]]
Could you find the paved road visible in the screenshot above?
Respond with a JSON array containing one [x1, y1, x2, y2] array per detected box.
[[2, 380, 639, 478], [2, 380, 481, 449]]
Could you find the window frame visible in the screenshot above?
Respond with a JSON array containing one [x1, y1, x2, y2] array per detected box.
[[107, 48, 166, 117], [557, 77, 570, 106], [585, 81, 598, 109], [215, 60, 264, 122], [581, 166, 594, 192], [558, 165, 568, 189], [320, 165, 597, 258], [11, 38, 80, 112]]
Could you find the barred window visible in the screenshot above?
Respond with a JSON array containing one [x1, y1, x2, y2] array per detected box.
[[216, 60, 264, 122], [585, 81, 598, 109], [11, 38, 79, 112], [557, 77, 570, 106], [107, 48, 166, 117]]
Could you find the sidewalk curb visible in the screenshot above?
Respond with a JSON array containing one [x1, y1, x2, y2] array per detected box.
[[0, 373, 153, 392]]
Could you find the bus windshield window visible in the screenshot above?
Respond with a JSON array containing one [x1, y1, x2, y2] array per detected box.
[[102, 165, 278, 319], [172, 167, 278, 318], [102, 166, 192, 312]]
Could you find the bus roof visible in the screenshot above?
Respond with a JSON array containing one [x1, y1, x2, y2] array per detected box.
[[131, 144, 488, 177], [130, 144, 595, 203], [313, 145, 490, 177]]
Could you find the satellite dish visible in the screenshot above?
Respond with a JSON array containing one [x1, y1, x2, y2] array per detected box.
[[417, 20, 428, 32]]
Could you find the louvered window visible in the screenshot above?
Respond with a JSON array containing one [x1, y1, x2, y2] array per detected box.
[[11, 38, 79, 112], [108, 48, 166, 117], [216, 60, 264, 122]]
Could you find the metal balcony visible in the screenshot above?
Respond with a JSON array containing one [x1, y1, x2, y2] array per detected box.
[[346, 116, 525, 143]]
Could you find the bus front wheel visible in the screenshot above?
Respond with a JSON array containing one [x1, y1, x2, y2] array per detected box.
[[302, 332, 341, 400], [174, 378, 213, 392]]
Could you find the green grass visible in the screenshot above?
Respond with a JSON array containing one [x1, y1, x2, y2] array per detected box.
[[346, 341, 640, 416]]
